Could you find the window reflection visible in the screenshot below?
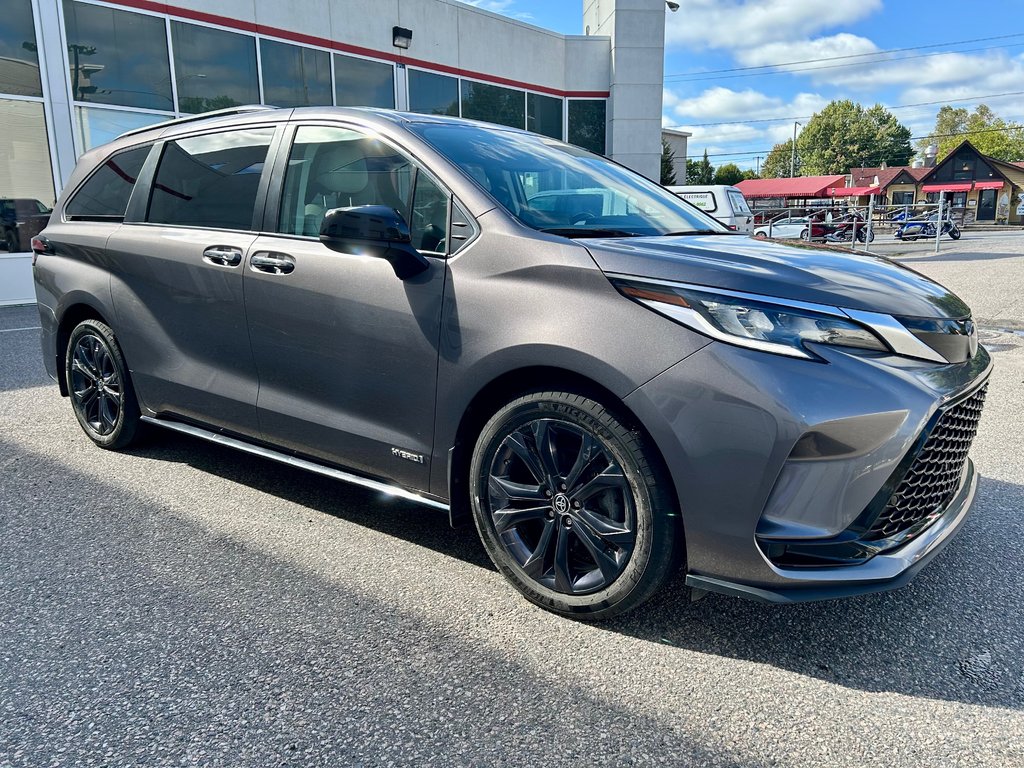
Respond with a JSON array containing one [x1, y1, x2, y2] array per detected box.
[[527, 93, 562, 140], [62, 1, 173, 110], [334, 54, 394, 108], [260, 39, 332, 108], [408, 70, 459, 117], [461, 80, 525, 129], [0, 99, 55, 248], [171, 21, 259, 114], [567, 100, 606, 155], [0, 0, 42, 97], [74, 105, 167, 151]]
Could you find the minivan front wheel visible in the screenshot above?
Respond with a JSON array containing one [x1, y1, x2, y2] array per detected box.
[[66, 319, 141, 450], [469, 392, 680, 619]]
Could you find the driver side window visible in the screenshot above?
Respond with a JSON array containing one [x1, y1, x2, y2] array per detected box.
[[278, 124, 449, 254]]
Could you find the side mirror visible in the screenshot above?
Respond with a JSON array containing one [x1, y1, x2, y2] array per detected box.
[[319, 205, 430, 280]]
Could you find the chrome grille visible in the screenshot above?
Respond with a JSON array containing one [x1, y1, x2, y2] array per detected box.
[[866, 384, 988, 541]]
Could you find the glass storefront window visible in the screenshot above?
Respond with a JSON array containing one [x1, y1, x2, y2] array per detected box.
[[62, 1, 173, 111], [171, 22, 259, 114], [0, 0, 42, 97], [334, 54, 394, 108], [408, 70, 458, 117], [260, 39, 332, 108], [527, 93, 562, 140], [74, 105, 168, 151], [567, 99, 606, 155], [0, 98, 55, 252], [460, 80, 525, 129]]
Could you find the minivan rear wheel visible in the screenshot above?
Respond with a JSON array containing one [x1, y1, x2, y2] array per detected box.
[[469, 391, 680, 620], [65, 319, 141, 450]]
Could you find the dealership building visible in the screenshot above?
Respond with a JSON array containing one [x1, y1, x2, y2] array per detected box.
[[0, 0, 669, 303]]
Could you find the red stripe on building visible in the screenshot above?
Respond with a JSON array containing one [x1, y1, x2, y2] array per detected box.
[[108, 0, 610, 99]]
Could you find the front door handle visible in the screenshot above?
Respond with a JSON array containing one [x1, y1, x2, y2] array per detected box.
[[203, 246, 242, 267], [250, 252, 295, 275]]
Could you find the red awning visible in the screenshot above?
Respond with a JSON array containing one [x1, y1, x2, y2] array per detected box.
[[973, 180, 1004, 190], [735, 175, 847, 199], [921, 183, 972, 192], [828, 186, 879, 197]]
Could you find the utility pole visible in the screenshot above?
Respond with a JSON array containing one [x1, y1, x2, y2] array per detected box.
[[790, 121, 801, 177], [755, 155, 761, 175]]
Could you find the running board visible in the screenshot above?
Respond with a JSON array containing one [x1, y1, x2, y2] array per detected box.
[[140, 416, 450, 512]]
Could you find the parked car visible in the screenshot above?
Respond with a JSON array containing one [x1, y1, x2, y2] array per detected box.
[[1, 197, 51, 252], [33, 107, 990, 619], [752, 216, 828, 240], [666, 184, 753, 233]]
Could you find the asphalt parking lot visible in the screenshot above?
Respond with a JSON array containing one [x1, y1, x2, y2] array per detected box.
[[1, 234, 1023, 766]]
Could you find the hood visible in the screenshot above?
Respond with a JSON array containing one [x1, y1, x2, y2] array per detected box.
[[584, 235, 970, 319]]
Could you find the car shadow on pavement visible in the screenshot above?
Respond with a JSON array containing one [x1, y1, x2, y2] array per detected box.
[[126, 429, 1024, 710], [896, 251, 1023, 264], [124, 429, 496, 571], [603, 475, 1024, 711]]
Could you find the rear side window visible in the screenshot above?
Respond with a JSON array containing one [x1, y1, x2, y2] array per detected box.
[[147, 128, 275, 230], [65, 145, 151, 220]]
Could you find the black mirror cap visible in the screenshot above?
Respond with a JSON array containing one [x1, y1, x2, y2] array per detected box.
[[319, 205, 429, 280]]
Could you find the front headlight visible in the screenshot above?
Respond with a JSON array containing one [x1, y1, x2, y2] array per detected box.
[[612, 278, 888, 360]]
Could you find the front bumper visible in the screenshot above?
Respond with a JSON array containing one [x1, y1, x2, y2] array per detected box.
[[625, 339, 991, 603]]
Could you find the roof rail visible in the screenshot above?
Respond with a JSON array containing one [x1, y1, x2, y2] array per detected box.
[[117, 105, 278, 140]]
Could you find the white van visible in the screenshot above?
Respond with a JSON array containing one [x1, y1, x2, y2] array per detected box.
[[666, 185, 753, 233]]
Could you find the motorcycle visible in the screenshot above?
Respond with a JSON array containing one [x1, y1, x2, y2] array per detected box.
[[894, 213, 961, 241], [823, 212, 875, 243]]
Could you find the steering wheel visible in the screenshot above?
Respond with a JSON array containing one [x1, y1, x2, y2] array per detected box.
[[570, 212, 596, 225]]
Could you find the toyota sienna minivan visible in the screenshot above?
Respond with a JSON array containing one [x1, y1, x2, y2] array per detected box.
[[33, 107, 990, 619]]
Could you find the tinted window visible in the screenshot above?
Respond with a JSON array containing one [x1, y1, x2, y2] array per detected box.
[[409, 172, 449, 253], [171, 22, 259, 114], [148, 128, 274, 229], [567, 100, 606, 155], [260, 39, 332, 108], [66, 144, 151, 219], [408, 70, 458, 117], [334, 54, 394, 108], [0, 0, 42, 97], [461, 80, 525, 129], [62, 1, 173, 110], [527, 93, 562, 140]]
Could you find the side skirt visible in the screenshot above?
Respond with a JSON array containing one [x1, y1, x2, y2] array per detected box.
[[140, 416, 450, 512]]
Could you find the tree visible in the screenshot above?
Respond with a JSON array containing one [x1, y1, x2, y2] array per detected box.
[[740, 169, 760, 180], [713, 162, 744, 186], [796, 100, 912, 175], [917, 104, 1024, 162], [686, 149, 714, 184], [660, 140, 677, 185], [761, 139, 794, 178]]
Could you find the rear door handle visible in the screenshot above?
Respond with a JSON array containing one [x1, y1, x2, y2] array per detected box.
[[250, 251, 295, 275], [203, 246, 242, 267]]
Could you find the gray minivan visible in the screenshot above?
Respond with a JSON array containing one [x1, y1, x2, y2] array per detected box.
[[33, 107, 989, 619]]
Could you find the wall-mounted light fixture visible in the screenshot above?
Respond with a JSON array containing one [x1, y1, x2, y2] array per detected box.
[[665, 1, 680, 10], [392, 26, 413, 49]]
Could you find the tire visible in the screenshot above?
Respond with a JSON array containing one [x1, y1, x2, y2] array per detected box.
[[469, 391, 680, 620], [800, 229, 810, 240], [949, 225, 961, 240], [753, 231, 767, 239], [65, 319, 141, 450]]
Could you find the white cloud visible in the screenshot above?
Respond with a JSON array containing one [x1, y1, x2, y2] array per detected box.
[[668, 86, 828, 122], [665, 0, 882, 51], [734, 33, 878, 69], [459, 0, 533, 20]]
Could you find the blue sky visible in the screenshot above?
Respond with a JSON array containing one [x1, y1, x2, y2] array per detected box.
[[461, 0, 1024, 170]]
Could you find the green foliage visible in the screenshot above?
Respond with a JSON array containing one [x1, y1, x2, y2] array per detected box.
[[178, 95, 240, 115], [796, 100, 912, 175], [660, 140, 677, 186], [760, 139, 794, 178], [741, 169, 760, 180], [686, 149, 715, 184], [917, 104, 1024, 162], [713, 162, 744, 186]]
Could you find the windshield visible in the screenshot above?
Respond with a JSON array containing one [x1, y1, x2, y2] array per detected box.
[[409, 123, 727, 237]]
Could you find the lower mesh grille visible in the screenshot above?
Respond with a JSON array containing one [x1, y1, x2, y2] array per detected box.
[[865, 384, 988, 540]]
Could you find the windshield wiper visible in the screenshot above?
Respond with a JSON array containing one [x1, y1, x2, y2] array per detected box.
[[538, 227, 642, 239], [660, 229, 736, 236]]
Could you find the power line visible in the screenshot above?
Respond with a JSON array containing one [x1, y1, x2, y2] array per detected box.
[[665, 41, 1024, 83], [676, 90, 1024, 127], [664, 31, 1024, 79]]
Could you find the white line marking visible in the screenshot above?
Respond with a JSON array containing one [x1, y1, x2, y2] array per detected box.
[[0, 326, 42, 333]]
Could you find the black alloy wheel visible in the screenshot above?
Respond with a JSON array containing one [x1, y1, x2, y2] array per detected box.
[[66, 319, 141, 449], [470, 392, 680, 619]]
